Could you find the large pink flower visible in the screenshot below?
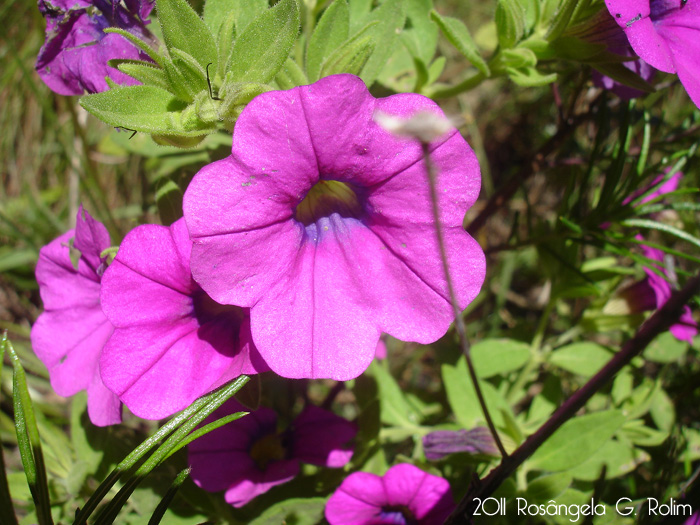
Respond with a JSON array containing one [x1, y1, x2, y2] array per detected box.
[[183, 74, 485, 380], [31, 207, 121, 426], [99, 218, 268, 420], [605, 0, 700, 107], [188, 399, 356, 507], [325, 463, 454, 525]]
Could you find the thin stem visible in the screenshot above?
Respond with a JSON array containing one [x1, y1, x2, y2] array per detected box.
[[445, 272, 700, 524], [426, 71, 486, 100], [421, 143, 508, 459]]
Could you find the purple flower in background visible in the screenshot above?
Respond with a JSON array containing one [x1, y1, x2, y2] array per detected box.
[[184, 74, 485, 381], [31, 207, 121, 426], [36, 0, 154, 95], [623, 169, 682, 206], [605, 0, 700, 107], [189, 399, 356, 507], [99, 218, 268, 420], [325, 463, 454, 525], [640, 243, 697, 342], [684, 511, 700, 525], [423, 427, 499, 460]]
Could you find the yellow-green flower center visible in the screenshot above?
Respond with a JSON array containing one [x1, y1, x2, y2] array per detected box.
[[295, 180, 362, 226], [249, 432, 287, 470]]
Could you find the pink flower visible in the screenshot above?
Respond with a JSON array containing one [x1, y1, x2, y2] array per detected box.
[[183, 74, 485, 381], [31, 207, 121, 426], [641, 242, 697, 342], [623, 169, 682, 206], [605, 0, 700, 107], [99, 218, 268, 420], [188, 399, 356, 507], [325, 463, 454, 525]]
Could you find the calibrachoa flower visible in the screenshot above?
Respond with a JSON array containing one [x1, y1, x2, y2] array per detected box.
[[605, 0, 700, 108], [99, 218, 268, 420], [325, 463, 454, 525], [641, 242, 698, 342], [31, 207, 121, 426], [36, 0, 154, 95], [184, 73, 485, 380], [188, 399, 356, 507]]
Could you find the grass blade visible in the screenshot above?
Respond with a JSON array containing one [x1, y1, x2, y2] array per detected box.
[[0, 334, 19, 525], [147, 468, 190, 525]]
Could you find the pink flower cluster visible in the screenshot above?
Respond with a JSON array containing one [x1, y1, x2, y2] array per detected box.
[[31, 74, 485, 505]]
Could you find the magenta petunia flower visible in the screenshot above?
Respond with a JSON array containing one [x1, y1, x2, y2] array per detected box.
[[623, 169, 682, 206], [99, 218, 268, 420], [36, 0, 154, 95], [188, 399, 356, 507], [183, 73, 485, 381], [640, 242, 698, 342], [31, 207, 121, 426], [605, 0, 700, 107], [325, 463, 454, 525]]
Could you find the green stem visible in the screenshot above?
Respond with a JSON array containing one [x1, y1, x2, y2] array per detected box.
[[426, 71, 486, 99]]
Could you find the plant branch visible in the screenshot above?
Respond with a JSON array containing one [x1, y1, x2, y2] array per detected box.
[[445, 272, 700, 524]]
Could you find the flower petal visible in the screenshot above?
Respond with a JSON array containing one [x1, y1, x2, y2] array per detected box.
[[382, 464, 454, 522], [325, 471, 387, 525], [291, 405, 356, 467]]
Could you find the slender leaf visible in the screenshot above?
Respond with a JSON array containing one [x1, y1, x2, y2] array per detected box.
[[156, 0, 218, 72], [113, 60, 170, 91], [147, 468, 190, 525], [307, 0, 350, 81], [0, 335, 18, 525], [430, 10, 489, 76], [622, 218, 700, 250], [359, 0, 405, 86], [226, 0, 300, 83], [103, 28, 164, 66], [8, 341, 53, 525]]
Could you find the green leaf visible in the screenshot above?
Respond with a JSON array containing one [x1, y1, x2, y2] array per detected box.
[[548, 342, 614, 378], [319, 34, 375, 78], [307, 0, 350, 81], [80, 86, 214, 137], [249, 497, 327, 525], [0, 336, 18, 525], [104, 28, 164, 66], [567, 439, 649, 481], [442, 356, 514, 429], [470, 339, 531, 378], [524, 472, 572, 502], [113, 60, 170, 91], [370, 361, 421, 428], [527, 410, 625, 471], [643, 331, 689, 363], [649, 387, 675, 432], [359, 0, 405, 86], [227, 0, 300, 83], [348, 0, 372, 31], [620, 378, 657, 420], [495, 0, 525, 49], [545, 0, 578, 41], [593, 62, 655, 94], [164, 49, 208, 102], [430, 10, 489, 76], [155, 179, 184, 226], [216, 11, 237, 78], [506, 65, 557, 87], [148, 468, 190, 525], [7, 341, 53, 525], [621, 419, 669, 447], [203, 0, 267, 36], [157, 0, 218, 72]]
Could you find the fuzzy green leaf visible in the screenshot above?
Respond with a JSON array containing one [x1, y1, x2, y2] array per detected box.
[[549, 342, 614, 378], [307, 0, 350, 81], [226, 0, 300, 83], [113, 60, 170, 91], [359, 0, 405, 86], [80, 85, 214, 137], [495, 0, 525, 49], [157, 0, 218, 72], [430, 10, 489, 76]]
